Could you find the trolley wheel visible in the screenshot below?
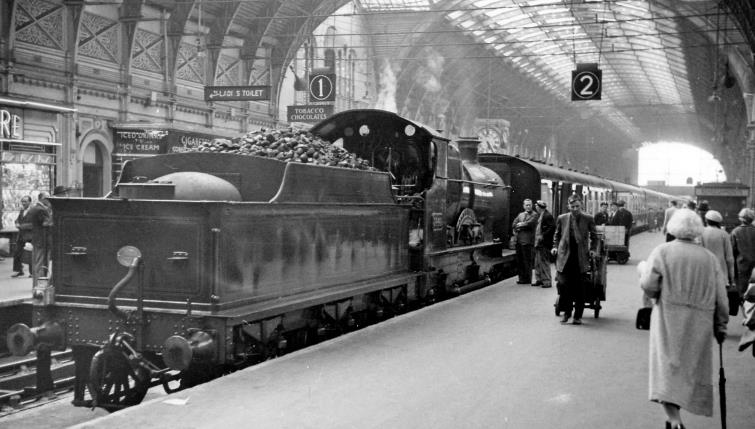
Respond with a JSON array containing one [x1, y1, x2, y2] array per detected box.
[[554, 296, 561, 316], [88, 347, 150, 411], [616, 253, 629, 264]]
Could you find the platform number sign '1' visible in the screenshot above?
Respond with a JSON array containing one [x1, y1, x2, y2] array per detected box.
[[309, 73, 336, 102], [571, 63, 602, 101]]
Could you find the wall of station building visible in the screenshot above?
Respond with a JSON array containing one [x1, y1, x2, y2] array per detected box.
[[0, 0, 378, 232]]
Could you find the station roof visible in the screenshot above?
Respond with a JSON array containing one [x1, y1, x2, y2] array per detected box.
[[99, 0, 755, 180]]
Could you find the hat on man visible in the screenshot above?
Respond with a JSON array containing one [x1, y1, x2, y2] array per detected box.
[[739, 208, 755, 222], [704, 210, 723, 224], [617, 200, 626, 207], [600, 202, 608, 207], [535, 200, 547, 208], [610, 201, 619, 207]]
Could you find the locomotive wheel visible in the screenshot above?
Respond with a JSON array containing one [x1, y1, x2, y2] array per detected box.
[[88, 347, 150, 411]]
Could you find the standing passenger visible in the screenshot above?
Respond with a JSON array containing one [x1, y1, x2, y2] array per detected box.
[[11, 195, 32, 277], [594, 202, 609, 225], [662, 200, 678, 242], [512, 199, 539, 285], [532, 200, 555, 288], [27, 192, 51, 285], [551, 195, 598, 325], [638, 208, 728, 429], [731, 208, 755, 297]]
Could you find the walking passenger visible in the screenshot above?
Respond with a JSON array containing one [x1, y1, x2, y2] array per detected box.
[[638, 208, 728, 429], [613, 200, 633, 246], [662, 200, 678, 242], [700, 210, 734, 288], [551, 195, 598, 325], [731, 208, 755, 297], [512, 199, 539, 285], [532, 200, 555, 288]]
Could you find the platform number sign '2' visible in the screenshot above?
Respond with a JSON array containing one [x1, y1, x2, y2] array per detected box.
[[309, 73, 336, 102], [571, 63, 602, 101]]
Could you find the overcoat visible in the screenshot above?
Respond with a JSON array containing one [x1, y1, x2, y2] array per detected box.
[[534, 209, 555, 249], [701, 226, 734, 284], [731, 223, 755, 294], [512, 210, 539, 245], [640, 239, 729, 416], [552, 212, 598, 273]]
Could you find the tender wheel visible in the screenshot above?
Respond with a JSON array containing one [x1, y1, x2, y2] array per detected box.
[[617, 253, 629, 264], [88, 347, 150, 411]]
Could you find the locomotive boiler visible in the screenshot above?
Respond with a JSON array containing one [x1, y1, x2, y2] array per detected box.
[[6, 109, 514, 410]]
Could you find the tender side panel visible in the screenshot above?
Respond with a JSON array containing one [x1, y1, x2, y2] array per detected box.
[[52, 199, 211, 303], [216, 204, 409, 308]]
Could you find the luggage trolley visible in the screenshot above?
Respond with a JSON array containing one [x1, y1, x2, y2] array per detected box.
[[554, 232, 608, 318], [599, 225, 630, 264]]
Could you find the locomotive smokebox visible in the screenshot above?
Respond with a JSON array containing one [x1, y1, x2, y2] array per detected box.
[[162, 330, 216, 371], [6, 321, 64, 356]]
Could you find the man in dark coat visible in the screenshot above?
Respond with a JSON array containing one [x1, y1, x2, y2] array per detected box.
[[612, 200, 633, 246], [27, 192, 51, 285], [511, 198, 539, 284], [731, 208, 755, 297], [594, 202, 609, 225], [532, 200, 555, 288], [551, 195, 598, 325], [11, 195, 32, 277]]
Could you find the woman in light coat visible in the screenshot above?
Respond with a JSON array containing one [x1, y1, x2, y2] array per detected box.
[[639, 208, 729, 429]]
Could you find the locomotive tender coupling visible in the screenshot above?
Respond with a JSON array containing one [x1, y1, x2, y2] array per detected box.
[[6, 109, 515, 411]]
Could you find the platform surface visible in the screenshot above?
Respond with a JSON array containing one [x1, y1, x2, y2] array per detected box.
[[53, 232, 755, 428]]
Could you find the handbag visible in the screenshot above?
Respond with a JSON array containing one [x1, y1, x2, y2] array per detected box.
[[636, 307, 652, 330]]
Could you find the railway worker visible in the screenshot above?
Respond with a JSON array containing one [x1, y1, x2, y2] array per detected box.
[[532, 200, 555, 288], [731, 208, 755, 298], [662, 200, 678, 242], [612, 200, 633, 246], [27, 191, 51, 285], [11, 195, 32, 278], [638, 208, 728, 429], [594, 201, 609, 225], [551, 194, 598, 325], [512, 198, 539, 285]]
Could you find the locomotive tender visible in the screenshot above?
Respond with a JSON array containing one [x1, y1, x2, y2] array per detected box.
[[6, 110, 514, 410], [5, 109, 677, 410]]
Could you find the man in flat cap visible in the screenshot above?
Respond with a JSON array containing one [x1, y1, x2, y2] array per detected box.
[[613, 200, 633, 247], [532, 200, 555, 288]]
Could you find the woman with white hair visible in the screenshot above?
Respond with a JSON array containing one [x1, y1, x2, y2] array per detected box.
[[731, 208, 755, 297], [639, 208, 729, 429]]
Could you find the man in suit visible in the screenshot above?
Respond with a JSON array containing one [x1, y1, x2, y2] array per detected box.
[[594, 202, 609, 225], [511, 198, 539, 284], [532, 200, 555, 288], [613, 200, 634, 246], [551, 195, 598, 325], [11, 195, 32, 277]]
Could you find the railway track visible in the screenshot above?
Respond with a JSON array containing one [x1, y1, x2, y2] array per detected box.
[[0, 349, 75, 416]]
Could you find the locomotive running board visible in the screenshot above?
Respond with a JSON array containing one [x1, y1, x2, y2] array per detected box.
[[215, 271, 424, 323]]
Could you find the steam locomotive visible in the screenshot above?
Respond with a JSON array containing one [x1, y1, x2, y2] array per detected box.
[[5, 109, 675, 411]]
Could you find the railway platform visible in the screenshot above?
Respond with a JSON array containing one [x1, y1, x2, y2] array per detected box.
[[63, 231, 755, 429]]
